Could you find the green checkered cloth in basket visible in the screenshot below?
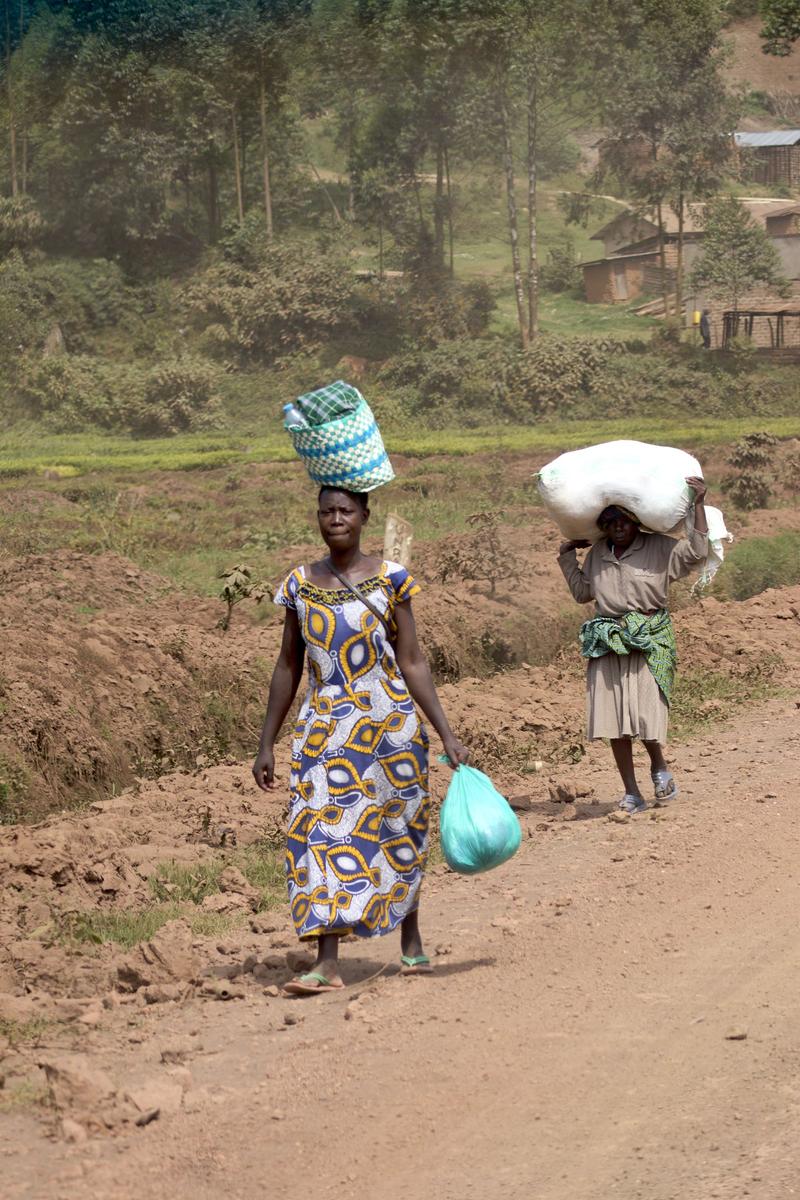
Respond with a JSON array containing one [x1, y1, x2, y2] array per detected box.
[[579, 608, 677, 704], [295, 380, 361, 427]]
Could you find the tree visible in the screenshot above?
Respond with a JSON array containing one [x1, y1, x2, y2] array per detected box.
[[590, 0, 736, 316], [460, 0, 584, 348], [690, 194, 791, 318], [761, 0, 800, 55]]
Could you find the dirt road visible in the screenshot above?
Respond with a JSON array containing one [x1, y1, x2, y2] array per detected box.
[[4, 690, 800, 1200]]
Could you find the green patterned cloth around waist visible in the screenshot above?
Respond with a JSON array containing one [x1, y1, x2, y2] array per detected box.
[[579, 608, 677, 704]]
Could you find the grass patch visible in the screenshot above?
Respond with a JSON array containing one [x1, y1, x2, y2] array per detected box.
[[148, 860, 227, 905], [670, 656, 785, 740], [0, 1081, 50, 1113], [58, 842, 289, 950], [3, 416, 800, 479], [0, 1016, 52, 1048], [238, 838, 287, 910], [57, 906, 184, 949], [713, 532, 800, 601]]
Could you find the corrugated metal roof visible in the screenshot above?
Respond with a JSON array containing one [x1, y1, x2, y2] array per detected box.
[[735, 130, 800, 148]]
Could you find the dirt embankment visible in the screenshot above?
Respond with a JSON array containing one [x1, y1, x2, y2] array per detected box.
[[0, 521, 585, 820], [1, 583, 797, 1006], [2, 481, 800, 822]]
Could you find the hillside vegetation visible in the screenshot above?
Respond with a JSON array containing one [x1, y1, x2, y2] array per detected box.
[[0, 2, 798, 454]]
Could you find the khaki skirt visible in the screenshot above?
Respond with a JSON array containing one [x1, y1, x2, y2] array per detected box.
[[586, 650, 668, 742]]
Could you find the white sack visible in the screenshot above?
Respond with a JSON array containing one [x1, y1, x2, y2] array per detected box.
[[692, 504, 734, 588], [537, 440, 702, 541], [537, 439, 733, 586]]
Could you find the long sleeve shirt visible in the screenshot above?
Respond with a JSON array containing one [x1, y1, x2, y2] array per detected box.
[[558, 528, 708, 618]]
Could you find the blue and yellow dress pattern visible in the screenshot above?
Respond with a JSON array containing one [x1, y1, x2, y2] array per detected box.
[[275, 561, 429, 941]]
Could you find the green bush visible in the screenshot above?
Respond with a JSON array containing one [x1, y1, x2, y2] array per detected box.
[[714, 532, 800, 600], [0, 197, 47, 257], [127, 358, 223, 436], [400, 277, 496, 346], [18, 355, 122, 430], [0, 252, 140, 364], [185, 239, 359, 362], [17, 353, 222, 435], [540, 238, 582, 295], [722, 431, 779, 510], [378, 339, 501, 425], [492, 337, 624, 421]]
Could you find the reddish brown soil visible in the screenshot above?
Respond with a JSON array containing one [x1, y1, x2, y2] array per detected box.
[[2, 469, 800, 1197], [3, 478, 799, 819], [725, 15, 800, 100], [2, 683, 800, 1200]]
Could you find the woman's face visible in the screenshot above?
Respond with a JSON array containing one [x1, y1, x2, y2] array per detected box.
[[602, 512, 639, 550], [318, 491, 367, 552]]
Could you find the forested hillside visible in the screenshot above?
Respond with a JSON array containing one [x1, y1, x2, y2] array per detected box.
[[0, 0, 798, 446]]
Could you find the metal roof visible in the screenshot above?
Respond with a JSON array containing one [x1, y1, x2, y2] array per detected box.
[[734, 130, 800, 148]]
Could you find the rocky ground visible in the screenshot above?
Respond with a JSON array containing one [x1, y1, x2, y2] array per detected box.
[[2, 448, 800, 1198], [2, 684, 800, 1200], [1, 560, 799, 1197]]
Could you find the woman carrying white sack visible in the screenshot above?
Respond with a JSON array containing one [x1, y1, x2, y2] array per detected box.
[[557, 477, 708, 814]]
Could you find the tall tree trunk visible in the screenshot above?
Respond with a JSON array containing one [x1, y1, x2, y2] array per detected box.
[[347, 116, 356, 221], [258, 63, 273, 240], [526, 72, 539, 342], [308, 160, 342, 224], [207, 154, 219, 243], [231, 104, 244, 224], [5, 0, 18, 198], [444, 142, 454, 277], [655, 196, 669, 317], [434, 138, 445, 270], [412, 172, 427, 250], [500, 82, 528, 351], [675, 188, 685, 321]]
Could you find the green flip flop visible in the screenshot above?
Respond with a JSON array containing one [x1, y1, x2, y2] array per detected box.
[[400, 954, 433, 976], [282, 971, 344, 996]]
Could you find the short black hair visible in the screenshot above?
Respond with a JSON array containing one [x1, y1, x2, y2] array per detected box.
[[318, 486, 369, 512]]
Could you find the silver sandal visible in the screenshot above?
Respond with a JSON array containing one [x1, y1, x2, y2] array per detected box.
[[618, 792, 647, 814], [651, 770, 678, 803]]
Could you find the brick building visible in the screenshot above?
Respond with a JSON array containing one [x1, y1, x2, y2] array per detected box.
[[582, 199, 800, 307], [734, 130, 800, 188]]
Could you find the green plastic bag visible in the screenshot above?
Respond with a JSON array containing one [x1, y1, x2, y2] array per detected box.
[[439, 764, 521, 875]]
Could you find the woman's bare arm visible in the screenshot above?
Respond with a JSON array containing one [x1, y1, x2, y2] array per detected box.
[[253, 609, 306, 791], [394, 601, 469, 767]]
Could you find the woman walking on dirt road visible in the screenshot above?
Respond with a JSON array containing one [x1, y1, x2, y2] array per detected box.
[[253, 486, 468, 995], [557, 478, 708, 814]]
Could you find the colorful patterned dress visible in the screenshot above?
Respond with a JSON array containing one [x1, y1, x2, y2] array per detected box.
[[274, 561, 429, 941]]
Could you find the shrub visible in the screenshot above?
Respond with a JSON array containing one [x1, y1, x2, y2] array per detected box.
[[17, 353, 222, 436], [714, 532, 800, 600], [722, 431, 778, 510], [378, 339, 501, 424], [185, 239, 359, 362], [491, 337, 624, 421], [540, 238, 582, 295], [127, 357, 223, 436], [0, 197, 47, 257], [400, 277, 496, 346], [17, 355, 122, 430], [0, 252, 139, 365]]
